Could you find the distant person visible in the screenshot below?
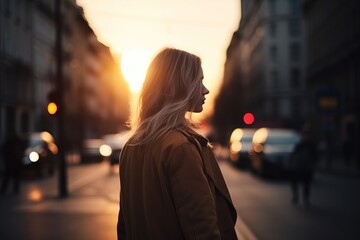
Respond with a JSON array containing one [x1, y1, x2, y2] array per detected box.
[[1, 128, 26, 196], [288, 126, 318, 207], [117, 48, 237, 239], [342, 122, 356, 166], [342, 136, 354, 166]]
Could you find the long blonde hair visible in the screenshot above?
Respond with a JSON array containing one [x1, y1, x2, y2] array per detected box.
[[130, 48, 203, 145]]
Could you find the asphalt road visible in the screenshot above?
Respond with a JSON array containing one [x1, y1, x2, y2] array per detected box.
[[221, 160, 360, 240], [1, 160, 360, 240]]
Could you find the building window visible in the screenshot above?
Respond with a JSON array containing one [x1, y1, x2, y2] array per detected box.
[[5, 107, 16, 131], [272, 98, 279, 117], [269, 23, 277, 37], [289, 43, 300, 61], [24, 1, 31, 31], [20, 111, 29, 134], [289, 0, 300, 14], [4, 0, 12, 17], [288, 20, 300, 36], [271, 70, 278, 87], [290, 69, 300, 88], [270, 45, 277, 61], [269, 0, 276, 14], [15, 0, 21, 25], [291, 98, 301, 117]]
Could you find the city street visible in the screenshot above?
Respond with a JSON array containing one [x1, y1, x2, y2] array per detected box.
[[0, 162, 119, 240], [1, 1, 359, 240], [1, 159, 360, 240], [222, 160, 360, 240]]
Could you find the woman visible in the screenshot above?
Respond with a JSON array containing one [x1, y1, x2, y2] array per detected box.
[[117, 48, 237, 240]]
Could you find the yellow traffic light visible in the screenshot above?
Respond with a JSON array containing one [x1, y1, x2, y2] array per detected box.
[[47, 102, 58, 115]]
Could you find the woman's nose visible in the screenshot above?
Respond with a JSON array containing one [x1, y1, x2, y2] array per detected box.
[[203, 86, 209, 95]]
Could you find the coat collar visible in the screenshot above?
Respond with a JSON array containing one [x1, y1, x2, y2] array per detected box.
[[181, 127, 209, 147]]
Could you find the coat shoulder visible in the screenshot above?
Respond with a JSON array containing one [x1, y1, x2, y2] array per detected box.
[[161, 131, 190, 148]]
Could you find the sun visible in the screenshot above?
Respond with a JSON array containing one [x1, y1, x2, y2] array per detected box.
[[120, 49, 152, 93]]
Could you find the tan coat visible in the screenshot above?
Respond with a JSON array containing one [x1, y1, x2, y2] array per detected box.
[[117, 129, 237, 240]]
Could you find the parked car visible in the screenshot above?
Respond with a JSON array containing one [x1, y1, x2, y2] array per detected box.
[[249, 128, 301, 177], [81, 138, 105, 163], [229, 128, 256, 169], [22, 132, 58, 177], [101, 130, 132, 165]]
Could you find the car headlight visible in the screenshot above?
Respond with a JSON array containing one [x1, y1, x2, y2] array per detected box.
[[29, 151, 40, 162], [230, 142, 242, 154], [100, 144, 112, 157], [254, 144, 264, 153]]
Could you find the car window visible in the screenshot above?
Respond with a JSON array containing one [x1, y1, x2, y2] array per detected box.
[[30, 138, 43, 147], [242, 136, 253, 142], [266, 135, 300, 144]]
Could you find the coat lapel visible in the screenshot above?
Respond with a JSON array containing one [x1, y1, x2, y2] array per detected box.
[[185, 129, 235, 209], [202, 148, 234, 205]]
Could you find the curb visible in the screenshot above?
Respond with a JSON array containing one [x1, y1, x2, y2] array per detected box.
[[235, 216, 258, 240]]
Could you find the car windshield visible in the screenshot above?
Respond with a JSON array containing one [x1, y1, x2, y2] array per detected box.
[[242, 135, 253, 142], [29, 138, 43, 147]]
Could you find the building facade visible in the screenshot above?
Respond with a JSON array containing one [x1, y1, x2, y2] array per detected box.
[[0, 0, 130, 153], [0, 0, 37, 142], [213, 0, 306, 141], [242, 0, 306, 127], [62, 2, 130, 149], [304, 0, 360, 161]]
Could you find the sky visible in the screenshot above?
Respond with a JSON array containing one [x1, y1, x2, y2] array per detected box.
[[76, 0, 240, 119]]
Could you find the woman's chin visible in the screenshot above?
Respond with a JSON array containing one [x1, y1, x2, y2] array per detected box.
[[192, 107, 203, 113]]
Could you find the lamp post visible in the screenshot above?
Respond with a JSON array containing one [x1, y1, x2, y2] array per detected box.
[[55, 0, 68, 198]]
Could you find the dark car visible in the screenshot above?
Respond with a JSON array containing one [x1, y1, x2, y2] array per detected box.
[[229, 128, 256, 169], [22, 132, 58, 177], [101, 130, 132, 165], [249, 128, 301, 178], [81, 138, 105, 163]]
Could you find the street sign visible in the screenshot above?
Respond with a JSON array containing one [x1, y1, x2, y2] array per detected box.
[[315, 88, 342, 114]]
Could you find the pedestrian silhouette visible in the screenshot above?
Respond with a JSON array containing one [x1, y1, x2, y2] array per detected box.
[[1, 128, 26, 196], [342, 122, 356, 166], [288, 126, 318, 207]]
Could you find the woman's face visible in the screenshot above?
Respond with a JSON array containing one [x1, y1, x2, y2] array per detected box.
[[192, 68, 209, 113]]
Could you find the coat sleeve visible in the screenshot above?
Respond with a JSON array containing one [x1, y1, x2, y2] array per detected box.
[[117, 196, 126, 240], [167, 142, 221, 240]]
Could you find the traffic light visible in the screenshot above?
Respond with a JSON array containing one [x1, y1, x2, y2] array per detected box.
[[243, 112, 254, 125], [47, 102, 58, 115], [47, 89, 60, 115]]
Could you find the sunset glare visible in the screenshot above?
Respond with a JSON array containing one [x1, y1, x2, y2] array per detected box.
[[76, 0, 240, 117], [121, 49, 152, 93]]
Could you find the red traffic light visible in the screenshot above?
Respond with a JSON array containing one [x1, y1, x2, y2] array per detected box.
[[243, 112, 254, 125]]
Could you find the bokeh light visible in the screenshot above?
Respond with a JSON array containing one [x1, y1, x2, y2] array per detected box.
[[47, 102, 58, 115], [243, 112, 254, 125]]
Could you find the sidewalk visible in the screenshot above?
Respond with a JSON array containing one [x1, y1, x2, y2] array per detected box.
[[316, 156, 360, 179], [0, 161, 248, 240], [0, 162, 119, 240]]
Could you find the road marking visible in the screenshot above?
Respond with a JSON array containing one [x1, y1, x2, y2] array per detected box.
[[235, 215, 258, 240]]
